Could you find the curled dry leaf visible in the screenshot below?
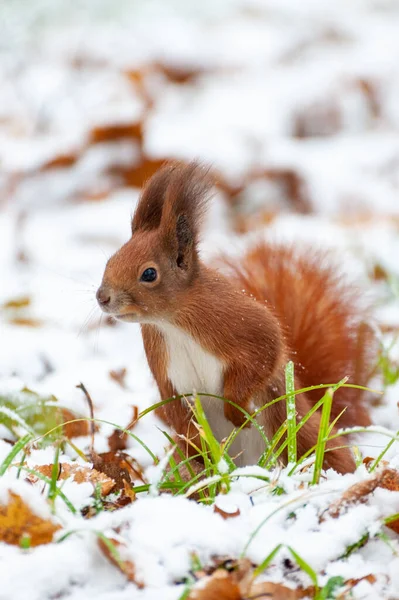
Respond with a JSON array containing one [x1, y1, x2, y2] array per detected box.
[[345, 573, 376, 588], [27, 463, 115, 496], [214, 505, 241, 520], [0, 491, 60, 547], [328, 468, 399, 518], [98, 535, 143, 587]]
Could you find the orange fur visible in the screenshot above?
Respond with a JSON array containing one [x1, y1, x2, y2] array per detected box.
[[97, 161, 377, 475], [224, 244, 374, 428]]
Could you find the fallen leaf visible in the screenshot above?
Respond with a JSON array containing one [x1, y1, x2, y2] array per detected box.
[[328, 468, 399, 518], [98, 534, 143, 586], [122, 479, 136, 502], [188, 570, 241, 600], [61, 408, 91, 438], [153, 61, 205, 84], [378, 468, 399, 492], [89, 123, 143, 146], [111, 156, 166, 189], [91, 450, 145, 491], [40, 153, 79, 170], [108, 429, 129, 452], [8, 317, 43, 328], [345, 573, 376, 587], [2, 296, 31, 309], [188, 567, 310, 600], [214, 505, 241, 520], [27, 463, 115, 496], [246, 582, 311, 599], [0, 491, 60, 547], [109, 368, 128, 389]]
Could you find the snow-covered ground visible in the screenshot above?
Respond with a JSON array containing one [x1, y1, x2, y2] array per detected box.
[[2, 1, 399, 599]]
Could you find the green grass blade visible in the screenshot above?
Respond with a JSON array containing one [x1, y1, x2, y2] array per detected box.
[[285, 361, 297, 464], [193, 395, 222, 466], [253, 543, 283, 577], [317, 575, 344, 599], [369, 436, 396, 472], [48, 444, 61, 512], [312, 387, 334, 484], [258, 421, 287, 467], [287, 546, 318, 589], [0, 434, 32, 476]]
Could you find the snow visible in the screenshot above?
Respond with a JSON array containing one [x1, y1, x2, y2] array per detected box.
[[2, 1, 399, 599]]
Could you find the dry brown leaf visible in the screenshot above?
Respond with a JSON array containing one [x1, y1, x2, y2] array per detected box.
[[8, 317, 43, 328], [2, 296, 31, 309], [91, 450, 145, 491], [370, 263, 390, 282], [386, 518, 399, 534], [188, 566, 310, 600], [89, 123, 143, 146], [328, 468, 399, 518], [122, 480, 136, 502], [188, 570, 241, 600], [246, 581, 311, 599], [27, 463, 115, 496], [345, 573, 376, 588], [214, 505, 241, 520], [362, 456, 376, 469], [112, 156, 166, 189], [108, 429, 129, 452], [0, 491, 60, 547], [153, 61, 204, 84], [109, 368, 128, 389], [234, 211, 278, 234], [60, 408, 91, 438], [98, 535, 143, 587], [40, 153, 79, 171], [378, 468, 399, 492]]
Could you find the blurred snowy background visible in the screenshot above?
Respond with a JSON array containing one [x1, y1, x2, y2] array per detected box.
[[2, 0, 399, 447]]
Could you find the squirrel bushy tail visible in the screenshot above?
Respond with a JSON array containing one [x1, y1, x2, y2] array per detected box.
[[224, 242, 376, 428]]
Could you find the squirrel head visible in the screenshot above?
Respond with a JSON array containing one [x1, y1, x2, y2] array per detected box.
[[96, 160, 212, 323]]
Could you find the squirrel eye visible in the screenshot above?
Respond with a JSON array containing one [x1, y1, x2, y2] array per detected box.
[[140, 267, 157, 283]]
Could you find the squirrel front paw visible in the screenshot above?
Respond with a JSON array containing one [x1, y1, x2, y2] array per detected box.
[[224, 402, 251, 428]]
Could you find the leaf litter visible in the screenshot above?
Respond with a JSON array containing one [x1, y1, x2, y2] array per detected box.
[[3, 1, 399, 599]]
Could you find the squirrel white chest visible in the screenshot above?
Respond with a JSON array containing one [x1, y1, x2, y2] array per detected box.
[[156, 323, 265, 467], [157, 323, 223, 396]]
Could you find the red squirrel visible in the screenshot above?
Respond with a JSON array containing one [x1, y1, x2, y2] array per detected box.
[[97, 161, 375, 474]]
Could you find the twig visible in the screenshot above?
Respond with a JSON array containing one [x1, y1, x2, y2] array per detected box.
[[76, 382, 96, 457]]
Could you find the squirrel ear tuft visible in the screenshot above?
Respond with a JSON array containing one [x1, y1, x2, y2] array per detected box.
[[132, 162, 175, 233], [160, 161, 213, 270]]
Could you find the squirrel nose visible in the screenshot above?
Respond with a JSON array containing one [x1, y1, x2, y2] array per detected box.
[[96, 286, 112, 307]]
